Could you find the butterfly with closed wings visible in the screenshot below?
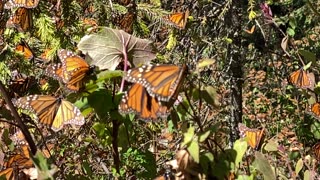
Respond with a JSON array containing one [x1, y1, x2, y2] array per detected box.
[[45, 49, 95, 92], [119, 83, 169, 121], [6, 7, 32, 32], [238, 123, 265, 150], [124, 64, 187, 102], [13, 95, 85, 132], [4, 0, 39, 9], [8, 72, 36, 98]]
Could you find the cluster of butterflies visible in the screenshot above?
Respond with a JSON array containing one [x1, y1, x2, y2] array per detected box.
[[5, 0, 40, 32], [8, 49, 91, 132], [119, 64, 187, 121]]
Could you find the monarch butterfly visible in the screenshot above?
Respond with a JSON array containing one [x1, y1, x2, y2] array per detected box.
[[45, 49, 95, 92], [0, 145, 33, 179], [6, 7, 32, 32], [238, 123, 264, 149], [8, 72, 36, 97], [119, 83, 169, 121], [167, 10, 189, 29], [244, 25, 255, 34], [4, 0, 39, 9], [308, 102, 320, 119], [288, 68, 314, 89], [15, 41, 34, 60], [10, 130, 28, 146], [13, 95, 85, 132], [124, 64, 187, 102], [312, 142, 320, 161], [113, 12, 134, 34]]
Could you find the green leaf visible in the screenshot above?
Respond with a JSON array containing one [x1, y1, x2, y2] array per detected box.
[[287, 28, 295, 36], [295, 158, 303, 175], [264, 140, 278, 152], [182, 126, 195, 147], [304, 170, 310, 180], [253, 152, 276, 180], [196, 58, 215, 69], [187, 141, 200, 163], [233, 139, 247, 167], [78, 27, 156, 70], [201, 86, 219, 107], [200, 152, 214, 174], [96, 70, 123, 82], [299, 50, 316, 64], [199, 130, 210, 142]]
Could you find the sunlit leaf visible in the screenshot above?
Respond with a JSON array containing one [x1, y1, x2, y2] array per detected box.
[[187, 141, 199, 163], [295, 158, 303, 175], [78, 27, 156, 70], [234, 139, 247, 167], [264, 140, 278, 152], [304, 170, 310, 180], [199, 130, 210, 142]]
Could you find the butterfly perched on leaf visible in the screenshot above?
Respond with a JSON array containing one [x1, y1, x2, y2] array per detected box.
[[124, 64, 187, 102], [288, 68, 314, 89], [45, 49, 95, 92], [15, 41, 34, 60], [4, 0, 39, 9], [165, 9, 189, 29], [8, 72, 36, 98], [0, 145, 33, 179], [312, 142, 320, 161], [238, 123, 265, 150], [119, 83, 169, 121], [13, 95, 85, 132], [6, 7, 32, 32]]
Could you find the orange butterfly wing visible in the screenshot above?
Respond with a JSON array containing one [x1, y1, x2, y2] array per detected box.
[[238, 123, 264, 149], [288, 68, 313, 89], [5, 0, 39, 9], [312, 142, 320, 161], [15, 42, 33, 60], [125, 64, 187, 102], [168, 10, 189, 29], [6, 7, 32, 32], [119, 83, 168, 121]]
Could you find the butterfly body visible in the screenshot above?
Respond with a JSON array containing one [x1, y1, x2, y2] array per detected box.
[[119, 83, 168, 121], [238, 123, 264, 149], [125, 64, 187, 102], [13, 95, 85, 131]]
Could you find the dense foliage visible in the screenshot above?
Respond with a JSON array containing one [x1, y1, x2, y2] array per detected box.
[[0, 0, 320, 179]]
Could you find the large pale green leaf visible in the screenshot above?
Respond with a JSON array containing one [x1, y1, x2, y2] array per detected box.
[[233, 139, 247, 167], [295, 158, 303, 175], [253, 152, 276, 180], [78, 27, 156, 70], [187, 141, 199, 163]]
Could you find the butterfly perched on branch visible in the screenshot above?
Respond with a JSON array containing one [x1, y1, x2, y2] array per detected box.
[[8, 72, 36, 98]]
